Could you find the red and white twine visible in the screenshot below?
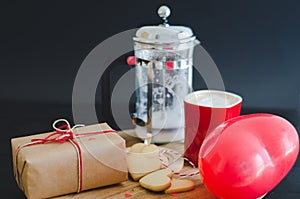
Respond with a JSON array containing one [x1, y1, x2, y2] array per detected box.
[[159, 148, 199, 177]]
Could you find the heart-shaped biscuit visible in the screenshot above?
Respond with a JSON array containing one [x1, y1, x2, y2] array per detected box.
[[139, 169, 172, 192], [129, 143, 145, 153], [164, 178, 195, 194], [141, 144, 159, 153], [127, 143, 161, 181]]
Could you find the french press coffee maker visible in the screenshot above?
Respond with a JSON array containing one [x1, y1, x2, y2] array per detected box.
[[130, 5, 199, 143]]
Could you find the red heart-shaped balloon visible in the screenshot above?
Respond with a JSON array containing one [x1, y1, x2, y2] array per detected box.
[[199, 113, 299, 199]]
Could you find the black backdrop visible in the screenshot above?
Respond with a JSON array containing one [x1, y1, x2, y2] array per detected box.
[[1, 0, 300, 198]]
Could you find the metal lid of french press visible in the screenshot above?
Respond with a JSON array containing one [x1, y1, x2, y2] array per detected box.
[[133, 5, 197, 44]]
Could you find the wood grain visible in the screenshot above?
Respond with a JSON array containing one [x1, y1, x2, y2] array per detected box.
[[53, 130, 218, 199]]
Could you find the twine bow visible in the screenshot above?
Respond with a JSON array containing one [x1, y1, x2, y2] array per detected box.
[[14, 119, 116, 193]]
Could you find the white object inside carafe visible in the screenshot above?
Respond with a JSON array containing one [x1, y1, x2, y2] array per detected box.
[[134, 49, 191, 143]]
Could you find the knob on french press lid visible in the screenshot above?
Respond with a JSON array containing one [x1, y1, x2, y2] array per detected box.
[[158, 5, 171, 27], [133, 5, 197, 45]]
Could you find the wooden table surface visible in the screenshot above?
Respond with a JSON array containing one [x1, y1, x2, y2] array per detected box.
[[54, 130, 218, 199]]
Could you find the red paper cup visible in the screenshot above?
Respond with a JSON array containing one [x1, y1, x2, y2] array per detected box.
[[184, 90, 242, 166]]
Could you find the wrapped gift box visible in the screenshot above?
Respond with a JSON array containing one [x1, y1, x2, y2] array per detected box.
[[11, 122, 128, 199]]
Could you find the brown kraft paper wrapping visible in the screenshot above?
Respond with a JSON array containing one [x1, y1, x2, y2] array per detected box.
[[11, 123, 128, 199]]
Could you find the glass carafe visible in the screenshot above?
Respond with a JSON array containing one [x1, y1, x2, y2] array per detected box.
[[131, 5, 199, 143]]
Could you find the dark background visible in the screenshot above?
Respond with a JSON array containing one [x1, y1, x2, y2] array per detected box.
[[1, 0, 300, 198]]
